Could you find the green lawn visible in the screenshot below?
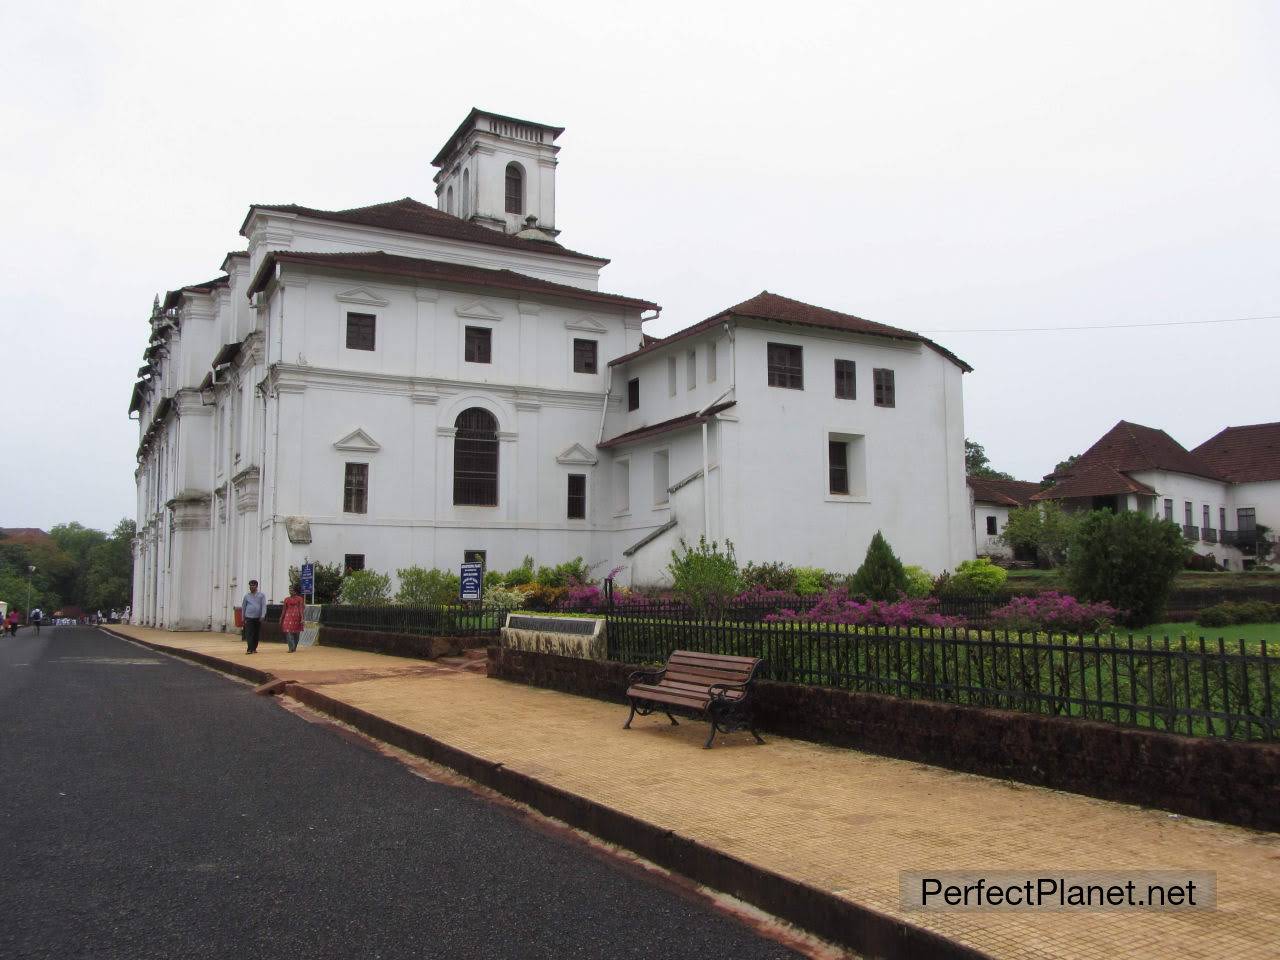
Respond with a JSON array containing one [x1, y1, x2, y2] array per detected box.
[[1141, 621, 1280, 649]]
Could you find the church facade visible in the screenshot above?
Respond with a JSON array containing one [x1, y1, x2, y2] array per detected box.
[[129, 110, 973, 630]]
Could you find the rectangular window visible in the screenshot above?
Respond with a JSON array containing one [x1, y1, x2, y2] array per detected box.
[[834, 359, 856, 399], [829, 440, 849, 495], [653, 450, 670, 504], [627, 377, 640, 411], [464, 326, 492, 364], [573, 338, 598, 374], [668, 356, 677, 396], [343, 554, 365, 574], [343, 462, 368, 514], [686, 350, 696, 391], [616, 460, 630, 513], [346, 312, 376, 351], [1238, 507, 1257, 532], [1203, 505, 1211, 529], [1163, 498, 1173, 521], [767, 343, 803, 389], [1184, 501, 1193, 525], [567, 474, 586, 519], [1220, 506, 1227, 532], [707, 342, 717, 383], [986, 515, 998, 536], [873, 368, 895, 407]]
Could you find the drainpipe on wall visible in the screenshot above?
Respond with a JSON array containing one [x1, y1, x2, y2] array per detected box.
[[596, 364, 612, 446]]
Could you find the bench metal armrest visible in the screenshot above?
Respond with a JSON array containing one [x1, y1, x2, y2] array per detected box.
[[707, 681, 749, 703], [628, 667, 665, 686]]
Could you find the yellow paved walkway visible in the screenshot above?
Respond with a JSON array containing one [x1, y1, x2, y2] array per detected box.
[[114, 627, 1280, 960]]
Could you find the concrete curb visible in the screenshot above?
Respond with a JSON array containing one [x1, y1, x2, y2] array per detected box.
[[108, 629, 991, 960]]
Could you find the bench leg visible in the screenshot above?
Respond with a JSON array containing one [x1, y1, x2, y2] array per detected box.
[[750, 721, 765, 745], [665, 711, 679, 726], [624, 702, 637, 730], [703, 722, 717, 749]]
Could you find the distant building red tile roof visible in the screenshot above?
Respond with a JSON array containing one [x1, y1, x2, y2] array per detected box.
[[240, 197, 606, 263], [1192, 422, 1280, 483], [967, 476, 1042, 507], [247, 251, 657, 311], [1034, 420, 1219, 501], [609, 290, 971, 372]]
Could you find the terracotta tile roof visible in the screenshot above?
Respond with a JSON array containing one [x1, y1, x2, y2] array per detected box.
[[1033, 420, 1219, 501], [248, 251, 657, 311], [609, 291, 971, 372], [967, 476, 1042, 507], [240, 197, 606, 263], [598, 402, 737, 450], [1192, 422, 1280, 483]]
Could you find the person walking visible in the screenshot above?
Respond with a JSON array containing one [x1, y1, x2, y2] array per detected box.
[[5, 609, 19, 637], [29, 607, 43, 636], [281, 585, 305, 653], [241, 580, 267, 654]]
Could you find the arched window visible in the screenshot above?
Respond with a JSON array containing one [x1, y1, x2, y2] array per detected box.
[[446, 185, 454, 216], [453, 408, 498, 505], [505, 162, 524, 215], [462, 169, 470, 217]]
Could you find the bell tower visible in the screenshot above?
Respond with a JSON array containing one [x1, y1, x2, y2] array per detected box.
[[432, 109, 563, 238]]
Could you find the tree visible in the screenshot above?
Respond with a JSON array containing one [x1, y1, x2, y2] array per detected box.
[[849, 531, 909, 600], [1000, 502, 1079, 567], [1051, 453, 1081, 476], [1066, 511, 1189, 626], [965, 439, 1013, 480]]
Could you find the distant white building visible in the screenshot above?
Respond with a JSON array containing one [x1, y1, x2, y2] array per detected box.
[[129, 109, 974, 630], [1033, 420, 1280, 569], [967, 477, 1042, 559]]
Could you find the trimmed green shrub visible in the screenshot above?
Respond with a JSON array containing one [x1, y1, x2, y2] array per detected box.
[[945, 558, 1008, 596], [483, 584, 526, 615], [902, 564, 933, 599], [741, 561, 797, 593], [793, 567, 830, 596], [395, 567, 460, 605], [849, 532, 908, 601], [338, 569, 392, 606], [503, 556, 535, 588], [1066, 511, 1189, 626], [1197, 600, 1280, 628], [668, 537, 741, 612], [535, 557, 591, 588]]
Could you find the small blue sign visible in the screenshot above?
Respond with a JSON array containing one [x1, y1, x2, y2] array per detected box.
[[460, 562, 484, 601], [300, 562, 315, 595]]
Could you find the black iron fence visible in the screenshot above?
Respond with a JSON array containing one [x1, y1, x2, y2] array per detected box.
[[603, 612, 1279, 742], [319, 604, 502, 637]]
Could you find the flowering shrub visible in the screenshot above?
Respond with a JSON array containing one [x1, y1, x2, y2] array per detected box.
[[563, 580, 603, 608], [482, 585, 527, 615], [733, 584, 803, 607], [765, 591, 964, 628], [989, 592, 1117, 633]]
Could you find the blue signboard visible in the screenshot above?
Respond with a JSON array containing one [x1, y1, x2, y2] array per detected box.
[[300, 562, 315, 595], [460, 562, 484, 601]]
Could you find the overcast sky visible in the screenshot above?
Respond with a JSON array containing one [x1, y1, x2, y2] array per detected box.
[[3, 1, 1277, 532]]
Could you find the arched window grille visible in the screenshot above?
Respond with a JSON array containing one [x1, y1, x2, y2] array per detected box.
[[453, 408, 498, 505], [505, 163, 524, 215], [462, 169, 470, 217]]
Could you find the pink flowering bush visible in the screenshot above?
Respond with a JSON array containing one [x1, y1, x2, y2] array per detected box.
[[764, 590, 965, 628], [989, 592, 1118, 634], [562, 580, 603, 607], [733, 584, 803, 607]]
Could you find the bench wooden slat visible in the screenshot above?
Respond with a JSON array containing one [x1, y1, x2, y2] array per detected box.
[[625, 650, 764, 748]]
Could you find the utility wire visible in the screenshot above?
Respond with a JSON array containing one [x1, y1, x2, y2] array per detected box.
[[917, 313, 1280, 334]]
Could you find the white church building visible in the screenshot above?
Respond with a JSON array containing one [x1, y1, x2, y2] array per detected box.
[[129, 109, 974, 630]]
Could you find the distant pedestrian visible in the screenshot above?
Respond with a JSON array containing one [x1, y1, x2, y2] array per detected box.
[[241, 580, 266, 654], [281, 585, 305, 653], [29, 607, 42, 636], [5, 610, 19, 636]]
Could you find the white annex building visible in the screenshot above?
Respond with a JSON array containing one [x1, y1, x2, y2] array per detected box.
[[129, 109, 974, 630]]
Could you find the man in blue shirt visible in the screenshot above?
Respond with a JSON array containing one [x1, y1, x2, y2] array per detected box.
[[241, 580, 267, 654]]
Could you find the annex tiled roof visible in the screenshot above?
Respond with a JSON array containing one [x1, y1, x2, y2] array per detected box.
[[609, 291, 971, 372], [598, 402, 737, 450], [967, 476, 1043, 507], [240, 197, 606, 263], [1192, 422, 1280, 483], [1034, 420, 1220, 501], [247, 251, 657, 311]]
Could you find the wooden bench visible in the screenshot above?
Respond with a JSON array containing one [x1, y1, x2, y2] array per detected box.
[[624, 650, 766, 749]]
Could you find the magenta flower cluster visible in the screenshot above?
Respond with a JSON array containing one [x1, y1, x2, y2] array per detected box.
[[764, 591, 965, 628], [988, 592, 1118, 633]]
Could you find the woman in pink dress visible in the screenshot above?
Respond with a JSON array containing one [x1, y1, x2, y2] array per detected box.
[[281, 585, 306, 652]]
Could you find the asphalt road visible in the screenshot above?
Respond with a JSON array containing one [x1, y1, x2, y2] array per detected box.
[[0, 626, 800, 960]]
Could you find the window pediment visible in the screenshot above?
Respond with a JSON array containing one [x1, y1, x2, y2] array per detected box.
[[564, 315, 608, 333], [556, 443, 598, 466], [333, 428, 381, 453], [335, 286, 390, 307], [455, 300, 504, 321]]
